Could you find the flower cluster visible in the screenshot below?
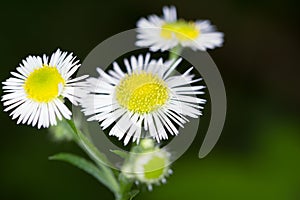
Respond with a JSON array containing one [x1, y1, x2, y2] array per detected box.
[[2, 5, 224, 197]]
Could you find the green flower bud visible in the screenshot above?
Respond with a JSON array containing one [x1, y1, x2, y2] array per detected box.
[[121, 139, 172, 190]]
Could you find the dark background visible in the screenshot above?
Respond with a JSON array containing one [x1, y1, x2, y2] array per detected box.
[[1, 0, 300, 199]]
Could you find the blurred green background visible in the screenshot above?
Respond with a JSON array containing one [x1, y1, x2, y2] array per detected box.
[[1, 0, 299, 199]]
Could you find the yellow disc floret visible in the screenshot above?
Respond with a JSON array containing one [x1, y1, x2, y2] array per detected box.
[[116, 71, 169, 114], [24, 65, 65, 102], [161, 20, 200, 41], [143, 155, 166, 180]]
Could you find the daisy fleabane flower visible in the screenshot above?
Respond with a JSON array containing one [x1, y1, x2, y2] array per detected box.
[[2, 49, 88, 128], [121, 139, 172, 191], [136, 5, 224, 51], [81, 53, 206, 145]]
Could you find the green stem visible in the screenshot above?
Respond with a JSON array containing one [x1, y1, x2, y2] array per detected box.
[[115, 174, 134, 200], [169, 45, 182, 60]]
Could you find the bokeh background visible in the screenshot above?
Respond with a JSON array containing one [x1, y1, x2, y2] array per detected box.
[[1, 0, 299, 199]]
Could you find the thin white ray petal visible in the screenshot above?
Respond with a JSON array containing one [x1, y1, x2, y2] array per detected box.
[[123, 113, 140, 145], [163, 58, 182, 79]]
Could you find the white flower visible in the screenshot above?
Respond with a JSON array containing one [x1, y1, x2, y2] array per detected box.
[[81, 53, 205, 145], [136, 5, 224, 52], [2, 49, 88, 128]]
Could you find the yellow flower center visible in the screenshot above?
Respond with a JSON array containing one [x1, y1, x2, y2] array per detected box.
[[24, 65, 65, 102], [143, 155, 166, 180], [161, 20, 200, 41], [116, 71, 169, 114]]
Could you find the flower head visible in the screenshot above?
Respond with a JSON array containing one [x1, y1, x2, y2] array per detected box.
[[121, 139, 172, 191], [136, 5, 224, 51], [2, 49, 88, 128], [81, 53, 205, 145]]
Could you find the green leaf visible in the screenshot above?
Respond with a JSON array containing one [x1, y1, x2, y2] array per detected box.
[[49, 153, 116, 192], [65, 119, 120, 194], [110, 149, 129, 159]]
